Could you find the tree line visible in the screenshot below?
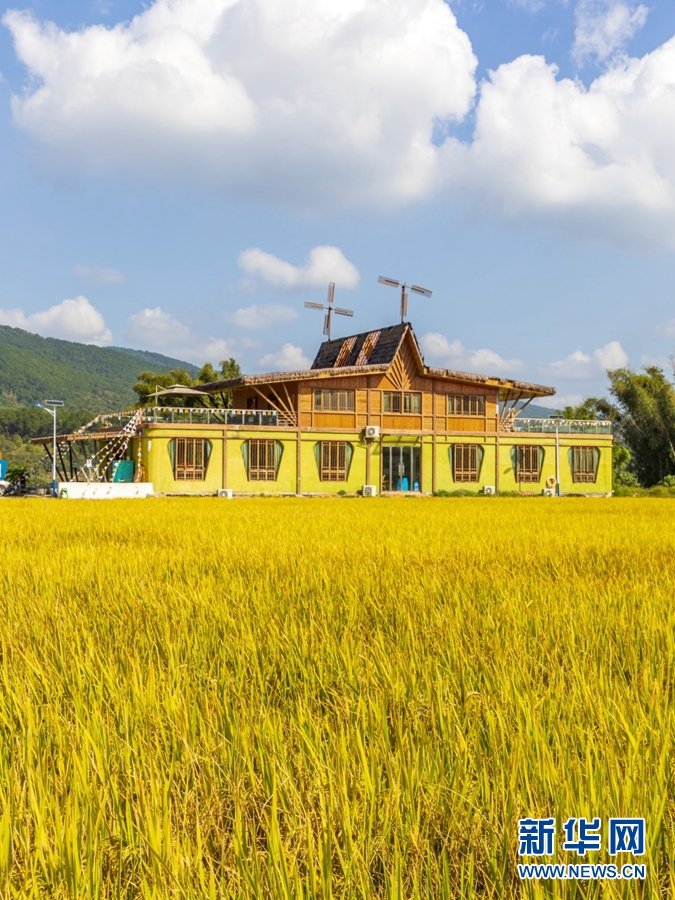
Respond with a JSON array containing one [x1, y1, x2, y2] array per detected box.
[[0, 358, 243, 476], [132, 358, 241, 408], [559, 365, 675, 488]]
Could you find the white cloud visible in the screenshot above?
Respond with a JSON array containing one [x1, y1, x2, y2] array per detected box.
[[3, 0, 476, 208], [655, 319, 675, 339], [544, 340, 628, 378], [573, 0, 649, 65], [258, 343, 311, 371], [595, 339, 628, 369], [444, 41, 675, 249], [72, 264, 125, 284], [0, 296, 112, 345], [552, 393, 585, 408], [7, 0, 675, 250], [640, 353, 670, 368], [505, 0, 547, 12], [125, 306, 234, 364], [224, 303, 298, 330], [420, 332, 524, 375], [238, 246, 360, 290]]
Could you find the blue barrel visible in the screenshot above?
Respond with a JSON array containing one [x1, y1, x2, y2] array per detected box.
[[401, 476, 409, 491], [0, 460, 7, 479]]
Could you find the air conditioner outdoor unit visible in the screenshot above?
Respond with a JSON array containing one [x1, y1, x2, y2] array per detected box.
[[543, 488, 556, 497], [364, 425, 380, 439], [217, 489, 233, 499], [483, 485, 496, 495], [362, 485, 377, 497]]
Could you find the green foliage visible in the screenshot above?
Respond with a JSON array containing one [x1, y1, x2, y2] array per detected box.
[[557, 396, 617, 421], [133, 368, 199, 407], [0, 324, 198, 411], [605, 366, 675, 487], [559, 368, 675, 488], [199, 357, 242, 409], [135, 358, 242, 408], [433, 489, 485, 497], [5, 464, 29, 484], [612, 444, 639, 486], [0, 407, 95, 471], [0, 407, 94, 440], [217, 357, 242, 382], [196, 362, 219, 384]]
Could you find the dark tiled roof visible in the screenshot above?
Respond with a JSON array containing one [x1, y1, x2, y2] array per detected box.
[[196, 321, 556, 399], [311, 323, 409, 369]]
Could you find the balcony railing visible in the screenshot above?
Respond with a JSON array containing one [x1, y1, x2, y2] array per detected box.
[[143, 407, 291, 426], [508, 418, 612, 434]]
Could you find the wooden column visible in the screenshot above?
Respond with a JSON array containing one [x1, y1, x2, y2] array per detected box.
[[419, 435, 423, 492], [432, 388, 437, 494], [495, 425, 500, 493], [222, 427, 227, 489], [366, 375, 371, 486], [296, 423, 302, 495]]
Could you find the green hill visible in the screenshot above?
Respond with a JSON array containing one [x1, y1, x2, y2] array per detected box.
[[0, 325, 199, 411]]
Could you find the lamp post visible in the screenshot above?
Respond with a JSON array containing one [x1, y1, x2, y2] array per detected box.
[[550, 415, 563, 497], [35, 400, 64, 497]]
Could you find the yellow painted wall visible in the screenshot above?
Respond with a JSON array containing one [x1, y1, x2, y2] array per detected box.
[[141, 427, 613, 495], [143, 430, 223, 494], [498, 438, 613, 494], [432, 438, 496, 493], [369, 440, 381, 490], [300, 434, 368, 493], [225, 430, 297, 493], [422, 439, 433, 494], [143, 427, 301, 493]]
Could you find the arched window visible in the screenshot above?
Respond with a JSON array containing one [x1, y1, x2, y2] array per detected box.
[[241, 440, 284, 481], [450, 444, 484, 482], [314, 442, 354, 481], [168, 439, 212, 481]]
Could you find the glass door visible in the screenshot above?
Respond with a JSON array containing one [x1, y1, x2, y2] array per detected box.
[[382, 445, 421, 491]]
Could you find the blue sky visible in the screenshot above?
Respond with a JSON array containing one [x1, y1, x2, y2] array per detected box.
[[1, 0, 675, 406]]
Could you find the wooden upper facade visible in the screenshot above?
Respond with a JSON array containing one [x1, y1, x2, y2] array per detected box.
[[30, 323, 613, 494], [199, 323, 557, 435]]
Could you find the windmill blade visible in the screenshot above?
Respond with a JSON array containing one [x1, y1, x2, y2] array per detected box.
[[411, 285, 432, 297], [334, 307, 354, 317], [327, 282, 335, 304], [378, 276, 400, 288], [304, 301, 325, 310], [323, 314, 330, 336]]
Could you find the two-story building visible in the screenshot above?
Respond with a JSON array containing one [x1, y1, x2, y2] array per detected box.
[[133, 322, 613, 495]]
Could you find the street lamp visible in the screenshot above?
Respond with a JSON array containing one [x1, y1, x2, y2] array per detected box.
[[35, 400, 64, 497], [550, 415, 564, 497]]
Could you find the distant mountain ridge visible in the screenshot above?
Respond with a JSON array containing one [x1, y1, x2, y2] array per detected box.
[[0, 324, 199, 411]]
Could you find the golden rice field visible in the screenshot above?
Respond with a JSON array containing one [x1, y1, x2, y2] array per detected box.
[[0, 497, 672, 899]]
